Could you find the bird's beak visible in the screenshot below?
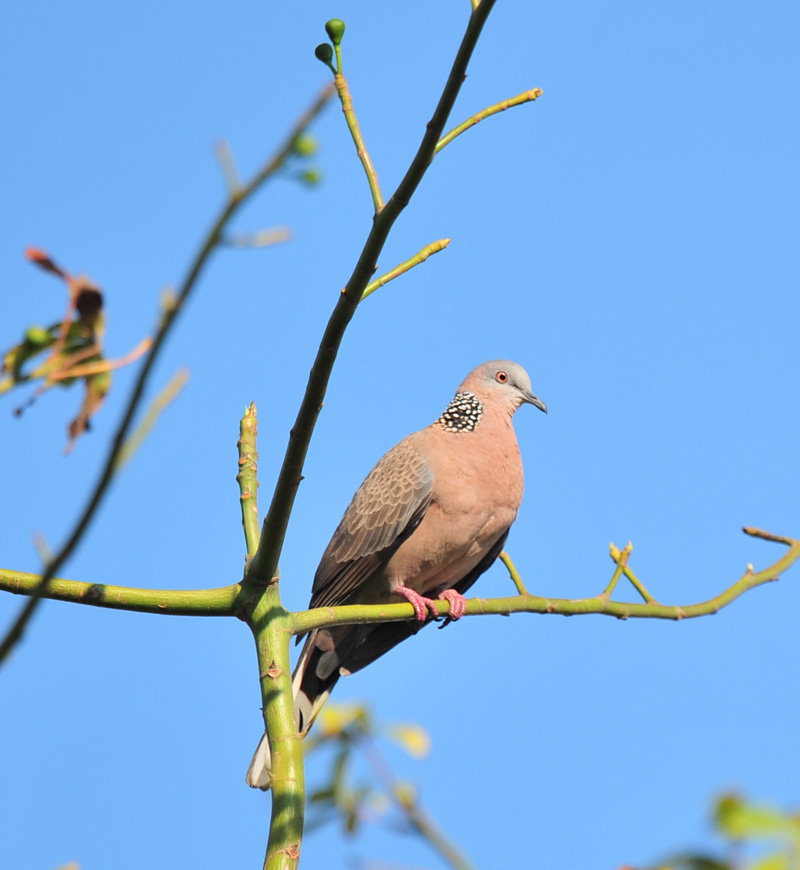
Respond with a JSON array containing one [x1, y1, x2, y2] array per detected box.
[[523, 391, 548, 414]]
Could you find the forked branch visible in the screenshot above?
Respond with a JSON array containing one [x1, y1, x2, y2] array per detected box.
[[293, 527, 800, 633]]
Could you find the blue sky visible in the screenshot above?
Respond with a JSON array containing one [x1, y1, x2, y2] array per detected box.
[[2, 2, 799, 868]]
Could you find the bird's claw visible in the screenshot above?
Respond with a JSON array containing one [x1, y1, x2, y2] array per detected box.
[[394, 586, 468, 625], [438, 589, 468, 620], [394, 586, 443, 622]]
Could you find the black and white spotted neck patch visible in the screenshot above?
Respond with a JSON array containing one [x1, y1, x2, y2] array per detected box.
[[435, 391, 484, 432]]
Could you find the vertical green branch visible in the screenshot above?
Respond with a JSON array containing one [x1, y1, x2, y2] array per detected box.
[[248, 587, 305, 870], [237, 403, 304, 869]]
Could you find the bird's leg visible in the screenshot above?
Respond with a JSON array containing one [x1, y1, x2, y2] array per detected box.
[[393, 585, 440, 622]]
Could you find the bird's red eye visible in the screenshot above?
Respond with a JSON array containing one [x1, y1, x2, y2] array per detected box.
[[496, 371, 508, 383]]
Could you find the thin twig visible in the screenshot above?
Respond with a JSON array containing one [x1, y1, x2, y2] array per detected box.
[[361, 239, 451, 300], [359, 735, 475, 870], [600, 542, 633, 599], [436, 87, 544, 153], [3, 342, 104, 396], [499, 550, 528, 594], [743, 526, 795, 546], [608, 543, 659, 604], [47, 337, 153, 381], [224, 228, 292, 249], [115, 368, 190, 470], [45, 342, 102, 374], [214, 139, 242, 194], [334, 73, 384, 213]]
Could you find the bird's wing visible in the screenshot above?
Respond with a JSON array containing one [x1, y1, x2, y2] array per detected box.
[[309, 437, 434, 609]]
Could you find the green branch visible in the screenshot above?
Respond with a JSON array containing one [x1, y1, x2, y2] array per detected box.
[[293, 528, 800, 633], [607, 541, 658, 603], [499, 550, 528, 594], [115, 367, 190, 471], [0, 83, 334, 666], [0, 569, 239, 616], [436, 87, 544, 153], [246, 588, 305, 870], [359, 735, 475, 870], [315, 19, 383, 211], [599, 541, 632, 599], [238, 403, 261, 562], [5, 528, 794, 630], [334, 72, 384, 212], [361, 238, 451, 301]]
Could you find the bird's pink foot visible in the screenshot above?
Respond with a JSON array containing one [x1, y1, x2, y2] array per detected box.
[[438, 589, 468, 620], [394, 585, 439, 622]]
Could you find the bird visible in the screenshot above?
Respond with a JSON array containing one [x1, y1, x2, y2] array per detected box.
[[246, 360, 546, 789]]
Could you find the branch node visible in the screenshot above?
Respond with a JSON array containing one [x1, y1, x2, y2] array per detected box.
[[263, 662, 283, 680]]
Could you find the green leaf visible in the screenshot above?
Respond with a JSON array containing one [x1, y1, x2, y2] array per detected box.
[[749, 853, 789, 870], [715, 794, 800, 842], [387, 723, 431, 759], [317, 702, 370, 737], [1, 323, 59, 381], [66, 368, 111, 452]]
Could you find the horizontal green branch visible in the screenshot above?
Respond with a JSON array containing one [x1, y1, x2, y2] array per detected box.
[[0, 569, 239, 616], [4, 528, 795, 629], [292, 527, 800, 634]]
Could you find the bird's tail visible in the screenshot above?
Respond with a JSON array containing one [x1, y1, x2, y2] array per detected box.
[[244, 731, 273, 790], [245, 629, 343, 790]]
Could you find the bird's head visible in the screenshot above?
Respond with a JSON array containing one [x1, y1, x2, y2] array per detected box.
[[459, 360, 547, 416]]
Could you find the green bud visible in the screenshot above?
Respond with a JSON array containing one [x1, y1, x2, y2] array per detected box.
[[314, 43, 333, 65], [293, 133, 318, 157], [325, 19, 346, 46], [300, 169, 322, 187], [24, 326, 51, 346]]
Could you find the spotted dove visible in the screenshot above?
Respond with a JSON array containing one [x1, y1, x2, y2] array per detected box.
[[246, 360, 546, 788]]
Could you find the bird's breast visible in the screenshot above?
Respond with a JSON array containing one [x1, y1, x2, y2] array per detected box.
[[381, 420, 524, 593]]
